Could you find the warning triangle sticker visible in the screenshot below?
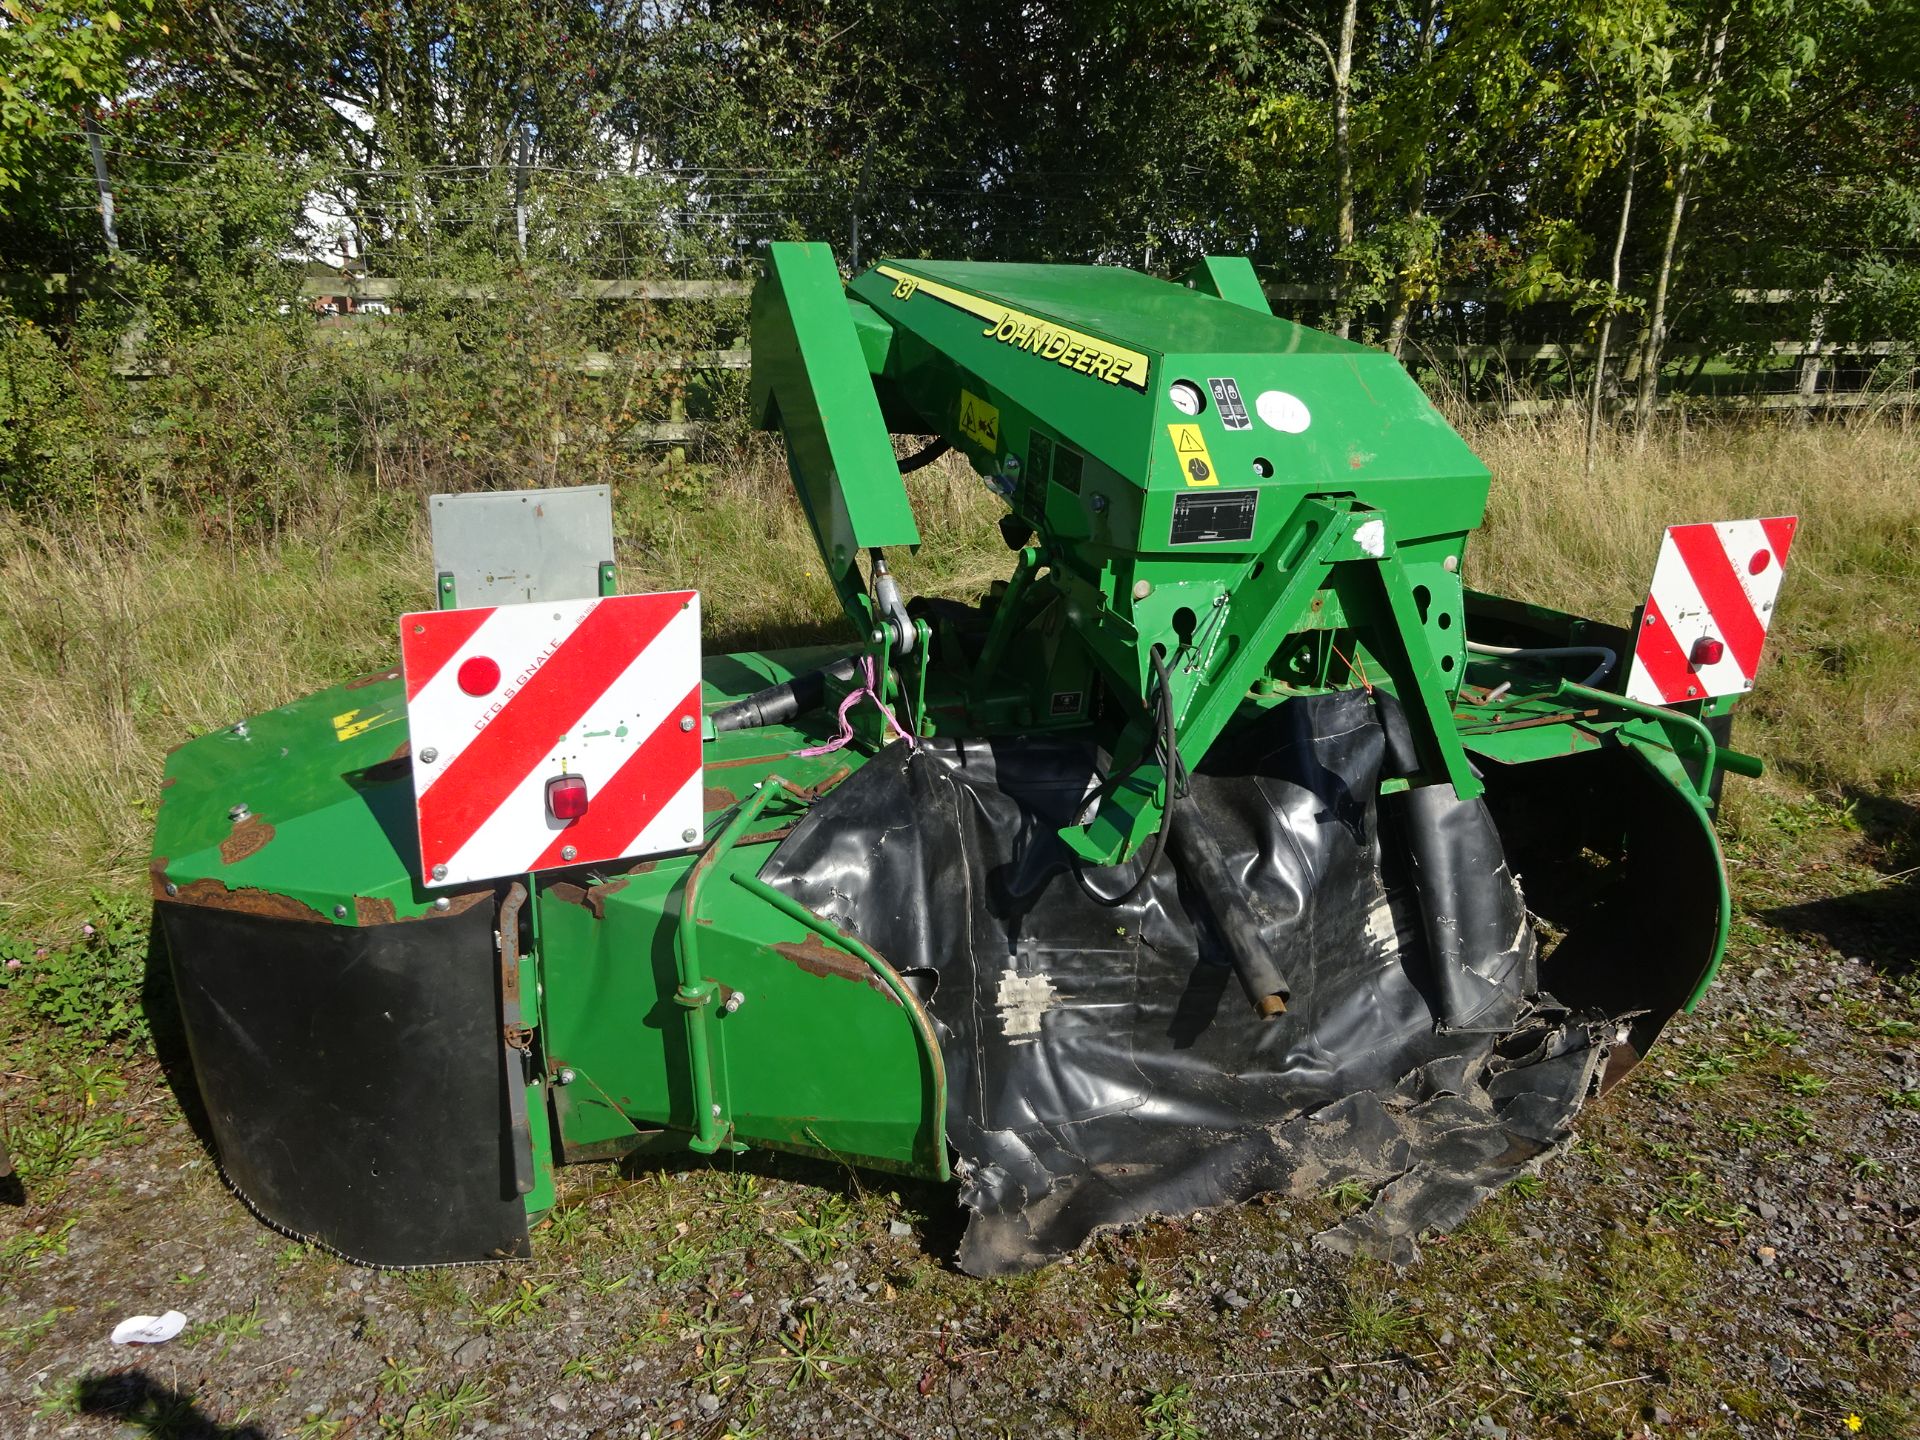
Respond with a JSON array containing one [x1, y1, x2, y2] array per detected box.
[[1173, 426, 1206, 452]]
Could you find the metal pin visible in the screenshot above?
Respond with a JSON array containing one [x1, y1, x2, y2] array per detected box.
[[433, 896, 451, 911], [333, 904, 348, 919], [419, 747, 439, 764], [560, 845, 578, 861]]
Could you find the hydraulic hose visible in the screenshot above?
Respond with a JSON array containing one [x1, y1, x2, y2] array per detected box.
[[709, 656, 863, 734], [1466, 640, 1618, 686], [897, 438, 952, 474]]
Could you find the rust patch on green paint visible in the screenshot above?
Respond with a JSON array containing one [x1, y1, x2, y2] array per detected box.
[[345, 667, 402, 691], [220, 816, 275, 866], [353, 891, 492, 926], [167, 879, 328, 924], [703, 785, 740, 810], [773, 937, 896, 1002]]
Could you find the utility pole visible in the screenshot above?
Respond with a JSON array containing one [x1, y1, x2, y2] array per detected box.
[[84, 115, 120, 256]]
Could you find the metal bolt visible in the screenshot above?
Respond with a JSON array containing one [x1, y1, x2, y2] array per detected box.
[[231, 722, 249, 739], [164, 882, 178, 897], [1131, 580, 1152, 601], [431, 863, 448, 881], [1443, 554, 1460, 573], [682, 828, 698, 844], [228, 803, 251, 823], [1090, 493, 1109, 513], [723, 992, 745, 1014], [556, 1067, 577, 1086], [560, 844, 578, 862], [333, 904, 348, 919], [679, 715, 695, 732], [433, 896, 451, 912], [711, 1103, 723, 1119], [419, 747, 439, 764]]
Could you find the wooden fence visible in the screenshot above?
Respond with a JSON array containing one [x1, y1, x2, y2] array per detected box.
[[14, 271, 1914, 433]]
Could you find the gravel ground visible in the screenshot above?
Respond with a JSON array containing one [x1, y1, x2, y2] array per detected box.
[[3, 820, 1915, 1440]]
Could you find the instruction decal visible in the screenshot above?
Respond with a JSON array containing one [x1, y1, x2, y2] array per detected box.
[[1208, 377, 1251, 430], [1166, 423, 1219, 487], [958, 389, 1002, 452], [1170, 490, 1259, 546]]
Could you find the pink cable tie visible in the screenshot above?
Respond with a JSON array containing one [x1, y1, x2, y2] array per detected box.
[[795, 654, 918, 757]]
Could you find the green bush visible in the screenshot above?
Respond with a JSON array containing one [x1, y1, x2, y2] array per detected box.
[[0, 890, 152, 1054]]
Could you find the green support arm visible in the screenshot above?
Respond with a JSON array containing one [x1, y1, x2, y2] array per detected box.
[[1179, 255, 1272, 315], [750, 241, 922, 638]]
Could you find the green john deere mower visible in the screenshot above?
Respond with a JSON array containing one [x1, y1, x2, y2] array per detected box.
[[151, 244, 1795, 1272]]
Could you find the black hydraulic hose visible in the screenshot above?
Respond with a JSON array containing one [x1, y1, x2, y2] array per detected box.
[[709, 656, 863, 734], [897, 437, 952, 474], [1076, 650, 1185, 910]]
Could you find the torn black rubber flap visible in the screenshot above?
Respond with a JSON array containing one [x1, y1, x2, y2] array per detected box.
[[761, 690, 1612, 1274]]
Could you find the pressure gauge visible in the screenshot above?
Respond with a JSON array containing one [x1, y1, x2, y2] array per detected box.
[[1168, 379, 1206, 416]]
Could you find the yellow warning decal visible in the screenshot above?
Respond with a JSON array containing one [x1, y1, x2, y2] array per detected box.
[[333, 707, 401, 742], [1167, 423, 1218, 487], [958, 389, 1001, 451], [877, 264, 1151, 391]]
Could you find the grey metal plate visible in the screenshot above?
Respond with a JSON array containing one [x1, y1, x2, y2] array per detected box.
[[429, 485, 615, 606]]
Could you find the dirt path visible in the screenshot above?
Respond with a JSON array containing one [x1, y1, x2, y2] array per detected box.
[[3, 841, 1915, 1440]]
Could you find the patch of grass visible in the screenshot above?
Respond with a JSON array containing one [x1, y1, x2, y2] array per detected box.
[[1339, 1289, 1414, 1354], [1650, 1169, 1751, 1231], [0, 1306, 61, 1354], [185, 1305, 265, 1354], [1108, 1268, 1182, 1334], [754, 1304, 848, 1391], [1142, 1382, 1202, 1440], [383, 1379, 490, 1438], [776, 1194, 856, 1264], [468, 1277, 555, 1330]]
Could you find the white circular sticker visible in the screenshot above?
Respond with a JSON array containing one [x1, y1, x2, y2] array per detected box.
[[1256, 390, 1312, 433]]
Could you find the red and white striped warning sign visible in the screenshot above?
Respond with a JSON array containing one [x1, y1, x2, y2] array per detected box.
[[400, 591, 703, 887], [1625, 517, 1796, 707]]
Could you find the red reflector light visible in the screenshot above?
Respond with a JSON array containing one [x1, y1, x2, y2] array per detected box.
[[457, 656, 502, 696], [546, 774, 589, 821], [1749, 549, 1771, 575], [1688, 636, 1725, 669]]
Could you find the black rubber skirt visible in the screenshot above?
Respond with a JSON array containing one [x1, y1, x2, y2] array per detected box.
[[157, 898, 530, 1266], [765, 691, 1614, 1273]]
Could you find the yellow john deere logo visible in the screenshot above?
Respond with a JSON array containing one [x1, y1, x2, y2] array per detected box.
[[877, 265, 1150, 392], [1167, 423, 1218, 487]]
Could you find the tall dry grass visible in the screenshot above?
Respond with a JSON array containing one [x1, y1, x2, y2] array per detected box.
[[1, 416, 1912, 930], [1466, 412, 1920, 806]]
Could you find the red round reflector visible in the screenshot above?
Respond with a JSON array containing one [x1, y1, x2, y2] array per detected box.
[[457, 656, 501, 696], [1749, 549, 1771, 575], [1688, 636, 1725, 669]]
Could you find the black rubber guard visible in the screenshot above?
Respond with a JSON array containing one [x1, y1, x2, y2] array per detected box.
[[157, 898, 531, 1266]]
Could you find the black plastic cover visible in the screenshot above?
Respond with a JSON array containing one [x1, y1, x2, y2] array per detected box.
[[764, 691, 1607, 1273], [158, 900, 531, 1266]]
